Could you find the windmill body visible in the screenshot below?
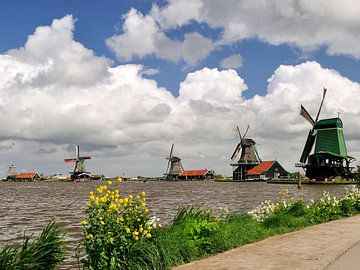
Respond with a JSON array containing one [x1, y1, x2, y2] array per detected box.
[[230, 126, 261, 180], [298, 88, 354, 179], [64, 145, 92, 180], [164, 144, 184, 180]]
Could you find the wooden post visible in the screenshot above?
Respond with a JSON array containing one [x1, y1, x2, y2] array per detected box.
[[297, 172, 302, 189]]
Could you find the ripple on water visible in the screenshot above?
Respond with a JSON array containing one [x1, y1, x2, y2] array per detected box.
[[0, 181, 356, 269]]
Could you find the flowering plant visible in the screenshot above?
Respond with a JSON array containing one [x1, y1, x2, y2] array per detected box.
[[81, 179, 153, 269]]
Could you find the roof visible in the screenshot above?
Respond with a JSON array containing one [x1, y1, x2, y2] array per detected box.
[[247, 161, 275, 175], [180, 170, 210, 177], [315, 118, 343, 129], [16, 172, 38, 179]]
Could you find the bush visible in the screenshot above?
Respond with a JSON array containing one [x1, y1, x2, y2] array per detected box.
[[0, 221, 65, 270], [81, 180, 154, 270]]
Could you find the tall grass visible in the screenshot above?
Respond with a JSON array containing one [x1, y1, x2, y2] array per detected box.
[[0, 221, 66, 270], [123, 188, 360, 270]]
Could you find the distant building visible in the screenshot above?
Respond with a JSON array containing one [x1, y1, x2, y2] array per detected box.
[[7, 165, 17, 177], [178, 170, 215, 180], [15, 172, 40, 181], [246, 161, 288, 180]]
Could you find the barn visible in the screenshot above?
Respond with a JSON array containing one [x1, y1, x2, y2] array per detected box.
[[15, 172, 40, 181], [246, 161, 288, 180], [178, 170, 215, 180]]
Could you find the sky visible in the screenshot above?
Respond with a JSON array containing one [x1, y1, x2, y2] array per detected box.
[[1, 0, 360, 178]]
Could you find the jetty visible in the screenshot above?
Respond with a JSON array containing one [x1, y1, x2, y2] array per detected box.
[[173, 215, 360, 270]]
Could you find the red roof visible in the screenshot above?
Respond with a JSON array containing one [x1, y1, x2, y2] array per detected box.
[[16, 172, 38, 179], [180, 170, 209, 177], [247, 161, 275, 175]]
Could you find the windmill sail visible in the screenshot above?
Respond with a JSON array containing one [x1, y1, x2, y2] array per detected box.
[[300, 105, 315, 126], [300, 130, 316, 163], [314, 87, 327, 123], [231, 143, 241, 161]]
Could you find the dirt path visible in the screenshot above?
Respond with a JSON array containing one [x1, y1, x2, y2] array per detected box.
[[173, 215, 360, 270]]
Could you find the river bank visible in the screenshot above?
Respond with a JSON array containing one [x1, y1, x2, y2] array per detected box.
[[174, 214, 360, 270]]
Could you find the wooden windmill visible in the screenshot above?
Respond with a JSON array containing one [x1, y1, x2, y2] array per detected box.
[[64, 145, 92, 180], [230, 125, 261, 180], [164, 144, 184, 180], [297, 88, 354, 179]]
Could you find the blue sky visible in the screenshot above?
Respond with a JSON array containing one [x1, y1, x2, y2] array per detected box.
[[1, 0, 360, 177], [2, 0, 360, 99]]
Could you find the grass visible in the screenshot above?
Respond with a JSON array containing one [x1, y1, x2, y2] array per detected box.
[[0, 221, 66, 270], [121, 189, 360, 270]]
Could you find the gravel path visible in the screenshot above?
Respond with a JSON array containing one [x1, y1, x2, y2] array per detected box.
[[173, 215, 360, 270]]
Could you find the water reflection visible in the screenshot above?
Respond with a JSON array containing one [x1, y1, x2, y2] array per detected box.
[[0, 181, 356, 269]]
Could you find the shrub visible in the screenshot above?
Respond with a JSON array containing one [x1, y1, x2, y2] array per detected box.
[[81, 180, 154, 270]]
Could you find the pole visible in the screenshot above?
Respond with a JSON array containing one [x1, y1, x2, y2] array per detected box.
[[297, 172, 302, 189]]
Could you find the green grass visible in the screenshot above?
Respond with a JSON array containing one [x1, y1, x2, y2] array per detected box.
[[123, 193, 360, 270], [0, 221, 66, 270]]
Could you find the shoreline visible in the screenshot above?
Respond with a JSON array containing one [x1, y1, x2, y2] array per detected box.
[[173, 215, 360, 270]]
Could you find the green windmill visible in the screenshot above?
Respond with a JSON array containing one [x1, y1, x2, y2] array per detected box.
[[298, 88, 355, 179]]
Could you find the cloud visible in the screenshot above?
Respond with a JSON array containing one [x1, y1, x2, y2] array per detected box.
[[1, 15, 360, 178], [141, 67, 159, 76], [154, 0, 360, 59], [220, 54, 243, 69], [106, 8, 214, 66]]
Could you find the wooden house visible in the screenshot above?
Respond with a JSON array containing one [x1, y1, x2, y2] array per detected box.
[[178, 170, 214, 180], [15, 172, 40, 181], [246, 161, 288, 180]]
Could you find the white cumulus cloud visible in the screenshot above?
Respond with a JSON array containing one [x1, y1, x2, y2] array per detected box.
[[154, 0, 360, 58], [1, 15, 360, 178], [106, 8, 214, 66]]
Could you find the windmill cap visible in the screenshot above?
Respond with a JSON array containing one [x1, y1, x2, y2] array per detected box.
[[314, 118, 343, 129]]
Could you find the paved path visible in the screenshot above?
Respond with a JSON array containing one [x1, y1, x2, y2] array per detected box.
[[173, 215, 360, 270]]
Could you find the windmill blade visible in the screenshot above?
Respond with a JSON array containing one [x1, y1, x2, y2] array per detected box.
[[75, 145, 80, 159], [166, 159, 171, 174], [239, 125, 250, 145], [314, 87, 327, 123], [166, 144, 174, 174], [300, 130, 316, 163], [231, 143, 241, 161], [236, 126, 242, 140], [300, 105, 315, 126], [242, 125, 250, 140], [169, 144, 174, 159]]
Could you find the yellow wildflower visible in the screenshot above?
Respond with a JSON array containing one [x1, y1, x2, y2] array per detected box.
[[140, 191, 146, 197], [107, 180, 112, 185], [81, 220, 88, 225], [125, 227, 131, 233], [86, 234, 93, 239], [146, 233, 152, 239], [117, 177, 123, 182]]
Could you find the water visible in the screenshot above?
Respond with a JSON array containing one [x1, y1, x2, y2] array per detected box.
[[0, 181, 357, 269]]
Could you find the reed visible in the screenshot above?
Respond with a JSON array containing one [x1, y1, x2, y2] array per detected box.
[[0, 221, 66, 270]]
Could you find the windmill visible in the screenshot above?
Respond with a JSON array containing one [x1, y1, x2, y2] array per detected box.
[[230, 125, 261, 180], [64, 145, 92, 180], [164, 144, 184, 180], [297, 88, 354, 179]]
